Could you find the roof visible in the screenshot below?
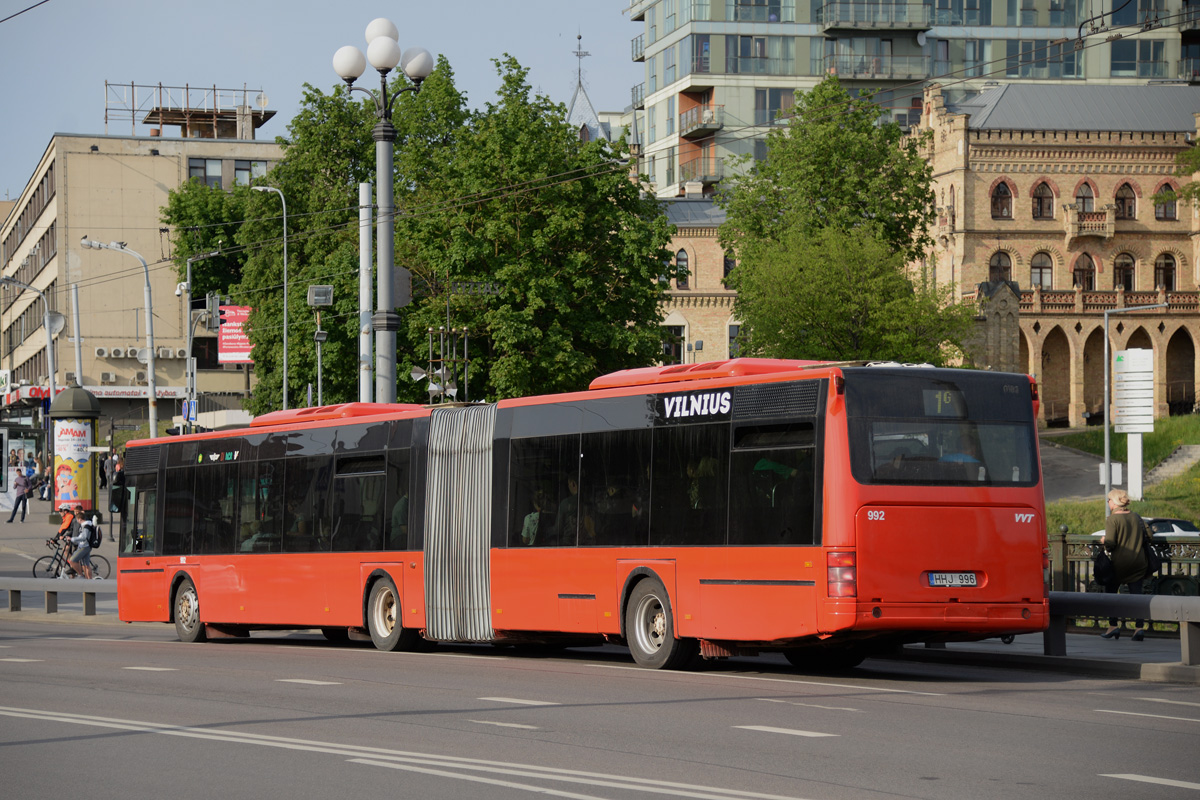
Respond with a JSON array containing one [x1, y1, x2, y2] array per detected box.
[[946, 84, 1200, 132], [566, 81, 610, 143], [663, 197, 726, 228]]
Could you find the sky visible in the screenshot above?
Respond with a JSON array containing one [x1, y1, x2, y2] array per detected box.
[[0, 0, 643, 200]]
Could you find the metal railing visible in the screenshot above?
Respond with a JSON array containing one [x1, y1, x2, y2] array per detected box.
[[680, 105, 724, 136], [1046, 591, 1200, 664], [819, 2, 932, 27], [631, 34, 645, 61]]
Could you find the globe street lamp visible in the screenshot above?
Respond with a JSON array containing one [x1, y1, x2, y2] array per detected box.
[[333, 18, 432, 403], [80, 238, 159, 437], [0, 275, 65, 399], [252, 185, 289, 410]]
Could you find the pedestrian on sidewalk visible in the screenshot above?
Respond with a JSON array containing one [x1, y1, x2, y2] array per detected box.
[[6, 470, 29, 523], [1099, 488, 1149, 641]]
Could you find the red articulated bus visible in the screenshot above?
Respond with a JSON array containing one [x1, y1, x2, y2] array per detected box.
[[117, 358, 1048, 669]]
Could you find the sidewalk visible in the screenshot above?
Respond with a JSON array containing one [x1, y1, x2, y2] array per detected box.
[[888, 631, 1200, 685]]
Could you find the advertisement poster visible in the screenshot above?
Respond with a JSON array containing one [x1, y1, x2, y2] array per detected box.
[[54, 419, 94, 511], [218, 305, 254, 364]]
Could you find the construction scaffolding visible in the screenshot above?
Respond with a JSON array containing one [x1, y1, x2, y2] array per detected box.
[[103, 81, 276, 140]]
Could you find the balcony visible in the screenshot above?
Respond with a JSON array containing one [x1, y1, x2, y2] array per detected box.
[[1180, 58, 1200, 83], [1020, 286, 1199, 315], [724, 56, 796, 76], [819, 2, 932, 31], [823, 54, 931, 81], [679, 155, 724, 185], [1063, 204, 1115, 248], [631, 83, 645, 110], [1181, 4, 1200, 31], [632, 34, 645, 62], [680, 105, 724, 138], [628, 0, 650, 21]]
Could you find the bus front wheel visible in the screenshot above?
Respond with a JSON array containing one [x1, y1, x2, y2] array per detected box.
[[367, 577, 418, 652], [173, 577, 206, 643], [625, 578, 696, 669]]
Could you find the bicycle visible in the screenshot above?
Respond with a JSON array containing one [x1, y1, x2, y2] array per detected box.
[[32, 538, 110, 580]]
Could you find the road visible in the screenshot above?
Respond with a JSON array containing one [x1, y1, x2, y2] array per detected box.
[[1, 618, 1198, 800]]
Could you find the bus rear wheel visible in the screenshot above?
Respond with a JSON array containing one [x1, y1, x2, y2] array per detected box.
[[367, 577, 418, 652], [625, 578, 696, 670], [173, 577, 206, 643]]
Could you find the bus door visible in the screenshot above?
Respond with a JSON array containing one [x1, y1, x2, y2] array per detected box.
[[117, 476, 169, 621]]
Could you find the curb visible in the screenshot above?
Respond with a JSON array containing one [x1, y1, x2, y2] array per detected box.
[[884, 644, 1200, 685]]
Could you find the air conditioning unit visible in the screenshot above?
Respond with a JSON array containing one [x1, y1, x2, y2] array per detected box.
[[176, 348, 188, 359], [37, 374, 47, 384], [109, 347, 125, 359], [65, 372, 76, 383], [135, 371, 147, 383], [94, 347, 109, 358], [127, 345, 141, 357], [158, 347, 173, 359], [100, 372, 116, 384]]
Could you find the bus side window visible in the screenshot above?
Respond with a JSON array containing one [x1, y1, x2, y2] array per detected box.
[[650, 423, 728, 546], [728, 423, 816, 546], [509, 435, 578, 547]]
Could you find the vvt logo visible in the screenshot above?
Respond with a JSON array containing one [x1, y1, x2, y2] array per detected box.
[[1014, 513, 1035, 523]]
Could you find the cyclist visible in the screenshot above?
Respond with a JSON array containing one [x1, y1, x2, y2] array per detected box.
[[67, 505, 96, 580], [53, 505, 80, 578]]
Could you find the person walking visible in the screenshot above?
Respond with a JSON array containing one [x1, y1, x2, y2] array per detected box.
[[99, 452, 109, 490], [6, 470, 30, 523], [1099, 488, 1150, 641]]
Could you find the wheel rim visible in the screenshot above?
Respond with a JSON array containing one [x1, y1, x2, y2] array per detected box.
[[372, 585, 397, 636], [633, 592, 667, 654], [177, 587, 199, 633]]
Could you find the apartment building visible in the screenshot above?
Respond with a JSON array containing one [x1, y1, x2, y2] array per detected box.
[[0, 85, 281, 433], [629, 0, 1193, 199]]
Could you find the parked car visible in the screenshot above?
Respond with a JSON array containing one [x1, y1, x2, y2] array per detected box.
[[1090, 517, 1199, 539]]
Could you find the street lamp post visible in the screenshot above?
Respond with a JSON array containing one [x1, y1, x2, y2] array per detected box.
[[333, 18, 433, 403], [1102, 302, 1168, 511], [252, 185, 289, 410], [178, 249, 221, 433], [0, 276, 64, 399], [80, 238, 158, 437]]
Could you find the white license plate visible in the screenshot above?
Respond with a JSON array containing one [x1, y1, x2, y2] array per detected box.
[[929, 572, 977, 587]]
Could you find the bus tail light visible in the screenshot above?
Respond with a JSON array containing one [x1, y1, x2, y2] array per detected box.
[[827, 551, 857, 598]]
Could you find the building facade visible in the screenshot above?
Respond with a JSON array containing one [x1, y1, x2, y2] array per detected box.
[[1, 94, 281, 435], [920, 82, 1200, 425], [629, 0, 1199, 199]]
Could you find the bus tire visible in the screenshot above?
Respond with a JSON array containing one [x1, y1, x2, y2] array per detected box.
[[173, 577, 206, 643], [367, 577, 418, 652], [625, 578, 696, 670]]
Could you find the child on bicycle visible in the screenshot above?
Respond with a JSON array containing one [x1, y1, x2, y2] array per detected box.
[[53, 505, 81, 578], [65, 504, 96, 580]]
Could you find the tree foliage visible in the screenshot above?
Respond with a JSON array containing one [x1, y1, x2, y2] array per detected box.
[[719, 76, 970, 364], [1155, 143, 1200, 210], [162, 55, 675, 415]]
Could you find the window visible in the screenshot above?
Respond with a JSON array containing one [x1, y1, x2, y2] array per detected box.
[[989, 252, 1012, 282], [1111, 39, 1166, 78], [754, 87, 796, 125], [188, 158, 222, 189], [1113, 253, 1135, 290], [662, 325, 685, 364], [723, 253, 737, 283], [507, 434, 580, 547], [991, 182, 1012, 219], [234, 160, 268, 187], [651, 422, 729, 545], [1032, 182, 1054, 219], [648, 54, 657, 93], [666, 96, 676, 136], [1031, 252, 1053, 289], [729, 324, 741, 357], [1075, 183, 1094, 213], [1156, 191, 1177, 220], [1154, 254, 1176, 291], [665, 44, 677, 85], [649, 106, 657, 144], [728, 422, 817, 545], [675, 249, 690, 289], [1115, 184, 1136, 219], [580, 429, 653, 546], [1073, 254, 1095, 290]]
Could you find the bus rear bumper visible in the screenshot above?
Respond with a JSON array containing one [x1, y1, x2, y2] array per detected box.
[[850, 600, 1049, 632]]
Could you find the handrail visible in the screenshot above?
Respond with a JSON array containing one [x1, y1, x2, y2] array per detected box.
[[1046, 590, 1200, 664]]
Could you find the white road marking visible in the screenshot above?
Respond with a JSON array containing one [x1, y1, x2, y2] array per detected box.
[[757, 698, 862, 712], [276, 679, 342, 685], [1096, 709, 1200, 724], [734, 725, 839, 738], [0, 705, 815, 800], [469, 720, 540, 730], [0, 658, 42, 663], [1101, 774, 1200, 790], [589, 664, 943, 695], [1139, 697, 1200, 709], [123, 667, 178, 672], [479, 697, 560, 706]]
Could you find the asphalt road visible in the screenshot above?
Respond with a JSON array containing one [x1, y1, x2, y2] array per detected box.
[[1, 618, 1197, 800]]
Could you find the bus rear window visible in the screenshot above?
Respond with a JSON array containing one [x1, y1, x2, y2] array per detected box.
[[844, 369, 1038, 487]]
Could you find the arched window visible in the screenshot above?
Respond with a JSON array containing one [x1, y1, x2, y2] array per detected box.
[[1154, 253, 1176, 291], [1031, 252, 1053, 288], [991, 182, 1012, 219], [948, 185, 956, 227], [723, 253, 736, 283], [675, 249, 690, 290], [1156, 190, 1178, 220], [1115, 184, 1136, 219], [1073, 253, 1095, 290], [1113, 253, 1135, 290], [989, 251, 1012, 282], [1032, 182, 1054, 219], [1075, 183, 1094, 213]]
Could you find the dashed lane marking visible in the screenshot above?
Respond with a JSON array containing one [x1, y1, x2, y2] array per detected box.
[[1101, 774, 1200, 790], [276, 679, 342, 685], [757, 698, 863, 712], [0, 658, 42, 663], [123, 667, 178, 671], [478, 697, 560, 706], [469, 720, 540, 730], [734, 725, 839, 738], [1096, 709, 1200, 724], [589, 663, 943, 695]]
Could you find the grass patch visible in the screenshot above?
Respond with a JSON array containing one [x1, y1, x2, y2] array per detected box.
[[1047, 459, 1200, 536], [1047, 413, 1200, 470]]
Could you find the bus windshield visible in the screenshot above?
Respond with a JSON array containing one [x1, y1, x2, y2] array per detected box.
[[844, 368, 1039, 487]]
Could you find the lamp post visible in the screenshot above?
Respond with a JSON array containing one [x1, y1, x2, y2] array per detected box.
[[252, 185, 289, 410], [178, 249, 221, 433], [1102, 302, 1168, 511], [80, 238, 158, 437], [333, 18, 433, 403], [0, 276, 64, 399]]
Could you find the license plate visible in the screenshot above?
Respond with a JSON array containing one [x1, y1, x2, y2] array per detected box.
[[929, 572, 977, 587]]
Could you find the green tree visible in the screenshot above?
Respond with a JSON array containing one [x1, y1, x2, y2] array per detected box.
[[719, 76, 970, 363], [1154, 144, 1200, 210], [160, 180, 249, 296]]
